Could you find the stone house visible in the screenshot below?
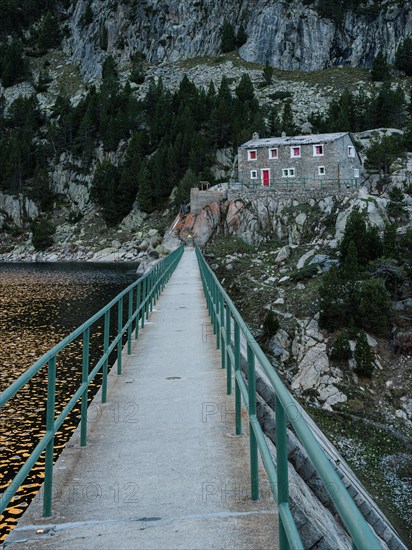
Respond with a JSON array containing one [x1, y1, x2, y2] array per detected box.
[[238, 132, 362, 187]]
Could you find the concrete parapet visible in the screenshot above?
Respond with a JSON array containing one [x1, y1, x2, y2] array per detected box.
[[190, 187, 227, 214]]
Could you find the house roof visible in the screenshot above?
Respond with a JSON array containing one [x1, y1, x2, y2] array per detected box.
[[240, 132, 350, 148]]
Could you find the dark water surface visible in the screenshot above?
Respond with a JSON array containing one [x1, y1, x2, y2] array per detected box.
[[0, 262, 138, 541]]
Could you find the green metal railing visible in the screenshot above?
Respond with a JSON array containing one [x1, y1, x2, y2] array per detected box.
[[0, 245, 183, 517], [195, 246, 382, 550]]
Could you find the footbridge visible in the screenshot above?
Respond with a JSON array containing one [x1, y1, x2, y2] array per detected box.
[[0, 247, 393, 549]]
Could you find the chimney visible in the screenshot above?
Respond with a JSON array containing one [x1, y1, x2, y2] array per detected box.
[[252, 132, 259, 140], [281, 131, 286, 138]]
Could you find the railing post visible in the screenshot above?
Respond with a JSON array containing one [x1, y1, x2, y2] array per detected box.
[[43, 356, 56, 517], [276, 395, 290, 550], [247, 343, 259, 501], [135, 282, 141, 339], [117, 297, 123, 375], [226, 306, 232, 395], [141, 278, 146, 329], [220, 296, 225, 369], [81, 327, 90, 447], [234, 321, 242, 435], [146, 274, 150, 320], [216, 285, 220, 350], [149, 271, 153, 313], [127, 289, 133, 355], [102, 310, 110, 403]]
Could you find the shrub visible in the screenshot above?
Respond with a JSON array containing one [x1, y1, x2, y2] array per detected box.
[[353, 279, 392, 335], [354, 331, 374, 378], [290, 264, 319, 281], [330, 331, 352, 361], [387, 187, 407, 219], [269, 91, 292, 101], [31, 217, 56, 250], [262, 310, 280, 340]]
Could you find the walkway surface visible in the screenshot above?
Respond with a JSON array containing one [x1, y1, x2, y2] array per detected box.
[[5, 249, 278, 549]]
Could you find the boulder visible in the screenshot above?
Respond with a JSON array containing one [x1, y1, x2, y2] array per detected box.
[[292, 344, 329, 391], [275, 245, 290, 263], [297, 249, 316, 269]]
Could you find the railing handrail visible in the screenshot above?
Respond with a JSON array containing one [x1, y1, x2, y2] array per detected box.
[[1, 266, 154, 407], [195, 246, 383, 550], [0, 245, 184, 519]]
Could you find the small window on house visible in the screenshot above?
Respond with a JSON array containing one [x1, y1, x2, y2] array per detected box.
[[250, 170, 258, 179], [290, 146, 301, 158], [318, 166, 325, 176], [313, 144, 324, 156], [348, 146, 355, 158], [282, 168, 296, 178], [248, 149, 257, 161], [269, 148, 278, 159], [354, 168, 360, 178]]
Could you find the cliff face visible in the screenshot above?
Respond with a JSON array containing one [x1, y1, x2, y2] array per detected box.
[[66, 0, 412, 80]]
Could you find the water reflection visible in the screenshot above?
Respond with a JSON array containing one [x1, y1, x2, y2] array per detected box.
[[0, 262, 137, 541]]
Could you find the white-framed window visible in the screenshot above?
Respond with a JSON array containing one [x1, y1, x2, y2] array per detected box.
[[248, 149, 257, 161], [318, 166, 326, 176], [348, 146, 355, 158], [290, 146, 301, 158], [250, 170, 258, 179], [282, 168, 296, 178], [354, 168, 360, 178], [269, 148, 278, 159], [313, 144, 324, 156]]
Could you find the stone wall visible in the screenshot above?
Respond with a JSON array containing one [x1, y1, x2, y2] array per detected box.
[[227, 187, 358, 203]]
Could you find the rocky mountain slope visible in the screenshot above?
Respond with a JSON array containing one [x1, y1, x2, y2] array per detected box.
[[67, 0, 412, 80]]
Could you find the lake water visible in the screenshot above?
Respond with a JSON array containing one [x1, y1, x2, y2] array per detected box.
[[0, 262, 138, 541]]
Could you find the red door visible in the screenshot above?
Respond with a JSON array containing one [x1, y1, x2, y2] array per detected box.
[[262, 169, 270, 187]]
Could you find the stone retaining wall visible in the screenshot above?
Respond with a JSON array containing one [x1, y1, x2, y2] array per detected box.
[[227, 187, 358, 203]]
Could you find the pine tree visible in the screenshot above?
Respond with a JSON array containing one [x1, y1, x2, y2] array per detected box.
[[81, 2, 93, 27], [91, 160, 121, 225], [0, 39, 28, 88], [268, 107, 282, 136], [37, 12, 61, 50], [353, 279, 392, 335], [137, 162, 154, 212], [383, 223, 397, 258], [235, 73, 255, 103], [341, 240, 360, 281], [174, 168, 197, 209], [263, 60, 274, 86], [354, 331, 374, 377], [220, 21, 236, 53], [395, 37, 412, 76], [235, 23, 248, 48], [370, 51, 390, 82], [281, 101, 296, 136], [339, 208, 369, 264]]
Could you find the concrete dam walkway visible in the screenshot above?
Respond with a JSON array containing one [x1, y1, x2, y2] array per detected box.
[[5, 249, 278, 549]]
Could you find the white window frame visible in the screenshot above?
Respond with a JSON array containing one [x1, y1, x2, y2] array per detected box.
[[318, 166, 326, 176], [348, 145, 355, 158], [313, 144, 324, 157], [354, 168, 360, 178], [269, 147, 278, 159], [248, 149, 257, 161], [290, 146, 301, 158], [282, 168, 296, 178], [250, 170, 258, 180]]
